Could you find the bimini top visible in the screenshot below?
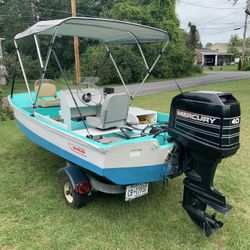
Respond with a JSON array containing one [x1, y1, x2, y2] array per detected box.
[[14, 17, 169, 44]]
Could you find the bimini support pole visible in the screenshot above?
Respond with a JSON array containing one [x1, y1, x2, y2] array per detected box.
[[34, 35, 44, 68], [33, 27, 59, 111], [104, 44, 131, 98], [132, 41, 168, 99], [128, 32, 149, 71], [14, 40, 34, 104]]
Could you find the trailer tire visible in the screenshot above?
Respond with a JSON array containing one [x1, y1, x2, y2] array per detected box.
[[61, 175, 89, 208]]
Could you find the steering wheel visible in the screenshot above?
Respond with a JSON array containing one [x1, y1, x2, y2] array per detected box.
[[77, 82, 103, 106]]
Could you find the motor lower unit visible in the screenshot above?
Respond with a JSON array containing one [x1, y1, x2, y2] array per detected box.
[[168, 91, 240, 236]]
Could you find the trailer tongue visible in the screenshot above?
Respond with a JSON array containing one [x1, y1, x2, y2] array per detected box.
[[168, 91, 240, 236]]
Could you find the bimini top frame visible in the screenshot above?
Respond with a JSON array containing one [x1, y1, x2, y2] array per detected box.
[[13, 17, 169, 106], [14, 17, 169, 44]]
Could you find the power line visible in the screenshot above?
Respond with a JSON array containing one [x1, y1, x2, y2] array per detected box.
[[202, 29, 239, 38], [178, 1, 243, 10], [202, 25, 250, 38], [0, 14, 33, 18], [198, 10, 240, 25], [199, 24, 245, 30], [37, 6, 100, 18], [199, 22, 245, 27], [37, 7, 74, 15]]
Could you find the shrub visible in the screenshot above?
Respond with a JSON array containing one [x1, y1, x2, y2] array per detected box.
[[80, 43, 197, 85], [243, 61, 250, 71], [3, 52, 61, 81], [80, 45, 145, 85], [153, 43, 196, 79], [0, 91, 14, 121], [238, 60, 242, 71], [0, 106, 14, 121], [191, 65, 203, 74]]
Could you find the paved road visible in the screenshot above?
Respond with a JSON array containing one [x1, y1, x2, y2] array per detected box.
[[114, 71, 250, 96]]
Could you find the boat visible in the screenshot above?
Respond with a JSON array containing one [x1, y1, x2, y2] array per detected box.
[[8, 17, 241, 236]]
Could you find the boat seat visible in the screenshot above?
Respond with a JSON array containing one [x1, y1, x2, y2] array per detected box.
[[34, 79, 60, 107], [86, 93, 130, 130]]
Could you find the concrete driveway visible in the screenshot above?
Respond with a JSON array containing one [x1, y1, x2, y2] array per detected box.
[[114, 71, 250, 96]]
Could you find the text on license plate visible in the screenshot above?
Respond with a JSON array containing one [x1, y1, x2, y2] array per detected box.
[[125, 183, 149, 201]]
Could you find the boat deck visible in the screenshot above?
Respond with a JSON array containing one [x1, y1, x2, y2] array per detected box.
[[9, 92, 171, 149]]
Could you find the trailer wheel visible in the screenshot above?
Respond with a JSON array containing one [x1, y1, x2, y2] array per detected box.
[[61, 175, 90, 208]]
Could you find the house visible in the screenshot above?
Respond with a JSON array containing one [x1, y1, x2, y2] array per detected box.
[[210, 43, 229, 53], [211, 43, 250, 63], [195, 49, 233, 66]]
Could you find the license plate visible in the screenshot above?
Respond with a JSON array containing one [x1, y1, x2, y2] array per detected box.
[[125, 183, 149, 201]]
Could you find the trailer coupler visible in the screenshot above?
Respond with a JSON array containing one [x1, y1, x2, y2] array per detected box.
[[181, 156, 232, 237]]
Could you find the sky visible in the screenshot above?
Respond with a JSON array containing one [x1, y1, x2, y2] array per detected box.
[[176, 0, 247, 46]]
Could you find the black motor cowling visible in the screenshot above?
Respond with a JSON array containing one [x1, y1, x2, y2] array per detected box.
[[168, 91, 240, 236]]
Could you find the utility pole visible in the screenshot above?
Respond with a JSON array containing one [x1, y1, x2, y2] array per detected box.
[[31, 1, 39, 23], [0, 38, 5, 61], [0, 38, 7, 86], [71, 0, 81, 85], [241, 0, 250, 70]]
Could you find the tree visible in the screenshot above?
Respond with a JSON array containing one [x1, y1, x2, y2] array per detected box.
[[228, 35, 241, 57], [206, 43, 213, 49], [187, 22, 202, 51], [0, 0, 198, 82], [99, 0, 197, 81]]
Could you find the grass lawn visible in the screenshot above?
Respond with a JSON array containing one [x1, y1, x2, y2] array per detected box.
[[204, 64, 238, 72], [0, 79, 250, 249]]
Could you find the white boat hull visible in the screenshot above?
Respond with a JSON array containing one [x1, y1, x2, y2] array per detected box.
[[11, 102, 172, 185]]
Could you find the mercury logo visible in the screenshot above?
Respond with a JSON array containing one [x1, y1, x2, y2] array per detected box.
[[176, 109, 217, 124]]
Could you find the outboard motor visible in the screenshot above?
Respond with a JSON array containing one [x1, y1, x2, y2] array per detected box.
[[168, 91, 240, 236]]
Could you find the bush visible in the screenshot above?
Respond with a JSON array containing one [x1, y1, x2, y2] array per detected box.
[[3, 52, 61, 81], [80, 45, 145, 84], [80, 43, 197, 85], [0, 104, 14, 122], [153, 43, 196, 79], [243, 61, 250, 71], [0, 90, 14, 121], [238, 60, 242, 71], [191, 65, 203, 74], [0, 107, 14, 121]]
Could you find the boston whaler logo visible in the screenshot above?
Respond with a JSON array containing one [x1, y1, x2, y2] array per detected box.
[[176, 109, 217, 125], [68, 143, 86, 157]]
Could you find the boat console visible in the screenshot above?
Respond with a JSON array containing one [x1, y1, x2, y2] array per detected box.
[[60, 89, 100, 130], [60, 89, 132, 131]]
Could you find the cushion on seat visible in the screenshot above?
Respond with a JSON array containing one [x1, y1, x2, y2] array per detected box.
[[34, 79, 60, 107], [37, 98, 60, 107]]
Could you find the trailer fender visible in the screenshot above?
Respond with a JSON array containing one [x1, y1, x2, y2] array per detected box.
[[58, 162, 89, 190]]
